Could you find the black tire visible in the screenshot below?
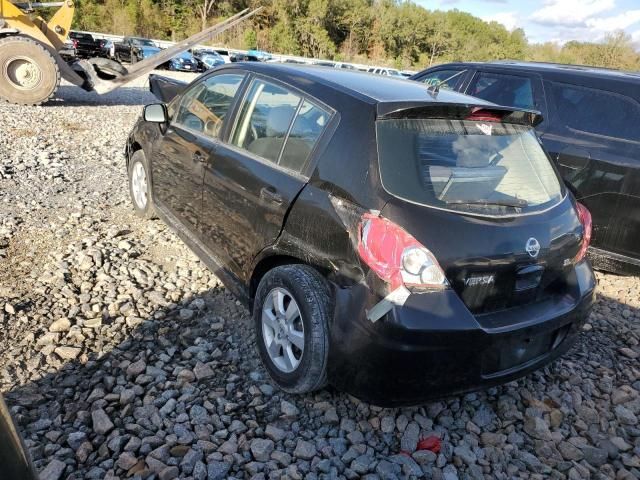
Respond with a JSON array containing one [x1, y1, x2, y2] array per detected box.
[[127, 150, 156, 219], [89, 57, 128, 80], [253, 265, 331, 394], [0, 36, 60, 105]]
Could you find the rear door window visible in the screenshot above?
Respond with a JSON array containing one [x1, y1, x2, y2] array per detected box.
[[230, 79, 330, 172], [551, 82, 640, 142], [173, 73, 245, 137], [468, 72, 535, 110], [280, 100, 330, 171], [417, 69, 465, 91]]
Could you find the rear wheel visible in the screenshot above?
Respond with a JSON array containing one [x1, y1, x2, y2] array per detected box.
[[0, 36, 60, 105], [253, 265, 331, 394]]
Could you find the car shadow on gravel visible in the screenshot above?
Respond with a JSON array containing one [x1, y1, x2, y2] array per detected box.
[[3, 284, 640, 479], [49, 86, 157, 107]]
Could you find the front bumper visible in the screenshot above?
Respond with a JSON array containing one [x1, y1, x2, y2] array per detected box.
[[327, 260, 596, 407]]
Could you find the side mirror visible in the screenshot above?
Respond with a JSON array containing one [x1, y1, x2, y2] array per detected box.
[[144, 104, 167, 123]]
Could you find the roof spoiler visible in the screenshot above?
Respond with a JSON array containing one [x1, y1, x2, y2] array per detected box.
[[379, 103, 543, 127]]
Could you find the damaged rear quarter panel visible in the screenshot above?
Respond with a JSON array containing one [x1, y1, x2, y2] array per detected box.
[[258, 186, 368, 288]]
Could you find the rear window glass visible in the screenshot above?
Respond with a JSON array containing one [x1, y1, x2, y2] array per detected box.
[[552, 82, 640, 142], [377, 119, 564, 216]]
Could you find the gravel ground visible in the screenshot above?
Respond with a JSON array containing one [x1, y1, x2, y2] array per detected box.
[[1, 74, 640, 480]]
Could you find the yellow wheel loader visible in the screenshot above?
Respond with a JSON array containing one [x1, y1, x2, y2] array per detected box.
[[0, 1, 260, 105]]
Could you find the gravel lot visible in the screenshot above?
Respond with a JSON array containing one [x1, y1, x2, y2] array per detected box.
[[1, 74, 639, 480]]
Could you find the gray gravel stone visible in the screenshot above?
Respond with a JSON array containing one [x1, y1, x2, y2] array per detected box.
[[250, 438, 274, 462], [293, 439, 316, 460], [401, 421, 420, 452], [91, 408, 114, 435]]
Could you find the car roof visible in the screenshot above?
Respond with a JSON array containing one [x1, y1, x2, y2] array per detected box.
[[424, 60, 640, 81], [219, 62, 494, 108]]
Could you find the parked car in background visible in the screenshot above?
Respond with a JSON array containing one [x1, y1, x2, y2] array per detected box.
[[368, 66, 404, 77], [192, 49, 225, 71], [166, 50, 199, 72], [59, 38, 76, 61], [100, 39, 115, 59], [313, 60, 335, 67], [400, 69, 417, 78], [246, 49, 272, 61], [333, 62, 356, 70], [411, 61, 640, 275], [126, 63, 595, 406], [212, 48, 232, 63], [114, 37, 161, 64], [232, 52, 259, 62], [68, 31, 102, 59]]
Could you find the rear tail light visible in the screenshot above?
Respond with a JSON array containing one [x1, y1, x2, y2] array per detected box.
[[72, 39, 78, 48], [574, 202, 592, 263], [358, 213, 448, 291]]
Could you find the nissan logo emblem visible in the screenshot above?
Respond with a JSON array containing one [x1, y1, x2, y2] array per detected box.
[[526, 237, 541, 258]]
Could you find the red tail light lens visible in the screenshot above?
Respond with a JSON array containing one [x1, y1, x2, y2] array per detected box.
[[72, 39, 78, 48], [357, 214, 448, 291], [574, 202, 592, 263]]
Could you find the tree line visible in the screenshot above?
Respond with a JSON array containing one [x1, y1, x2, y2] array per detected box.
[[72, 0, 640, 71]]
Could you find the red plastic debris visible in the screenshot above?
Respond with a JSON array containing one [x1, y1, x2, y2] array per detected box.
[[416, 436, 441, 454]]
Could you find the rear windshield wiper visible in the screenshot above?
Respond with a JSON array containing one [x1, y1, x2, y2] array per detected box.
[[444, 198, 528, 208]]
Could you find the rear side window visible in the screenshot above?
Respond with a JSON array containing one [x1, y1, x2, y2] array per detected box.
[[231, 79, 329, 172], [418, 69, 465, 91], [174, 73, 244, 138], [376, 119, 563, 216], [552, 82, 640, 142], [469, 72, 535, 110]]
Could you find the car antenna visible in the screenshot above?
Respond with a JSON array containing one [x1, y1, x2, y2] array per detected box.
[[426, 69, 467, 96]]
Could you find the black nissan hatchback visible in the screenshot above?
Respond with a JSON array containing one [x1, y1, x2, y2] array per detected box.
[[125, 64, 596, 406]]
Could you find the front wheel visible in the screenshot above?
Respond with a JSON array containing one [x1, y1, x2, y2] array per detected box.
[[128, 150, 156, 219], [253, 265, 331, 394]]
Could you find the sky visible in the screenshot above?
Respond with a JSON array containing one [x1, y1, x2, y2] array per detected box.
[[414, 0, 640, 45]]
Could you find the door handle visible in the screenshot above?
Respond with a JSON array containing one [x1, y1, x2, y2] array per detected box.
[[192, 151, 206, 163], [260, 187, 283, 205]]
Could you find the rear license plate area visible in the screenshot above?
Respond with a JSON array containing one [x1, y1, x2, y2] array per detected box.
[[481, 325, 570, 376]]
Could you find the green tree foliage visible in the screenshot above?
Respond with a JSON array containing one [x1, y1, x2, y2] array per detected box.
[[71, 0, 640, 70]]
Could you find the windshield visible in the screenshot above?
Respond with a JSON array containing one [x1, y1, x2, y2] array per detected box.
[[377, 118, 564, 216], [132, 38, 155, 47]]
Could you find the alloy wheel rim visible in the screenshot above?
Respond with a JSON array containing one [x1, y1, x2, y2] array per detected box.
[[261, 287, 304, 373], [131, 162, 148, 209], [4, 56, 42, 91]]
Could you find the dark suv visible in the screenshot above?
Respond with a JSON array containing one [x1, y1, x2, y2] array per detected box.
[[126, 64, 595, 406], [412, 61, 640, 275]]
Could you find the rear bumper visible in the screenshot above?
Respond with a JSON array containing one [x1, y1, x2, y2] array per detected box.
[[327, 260, 596, 407]]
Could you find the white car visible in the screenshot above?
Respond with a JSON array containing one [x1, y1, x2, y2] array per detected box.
[[213, 48, 232, 63], [368, 67, 404, 77]]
